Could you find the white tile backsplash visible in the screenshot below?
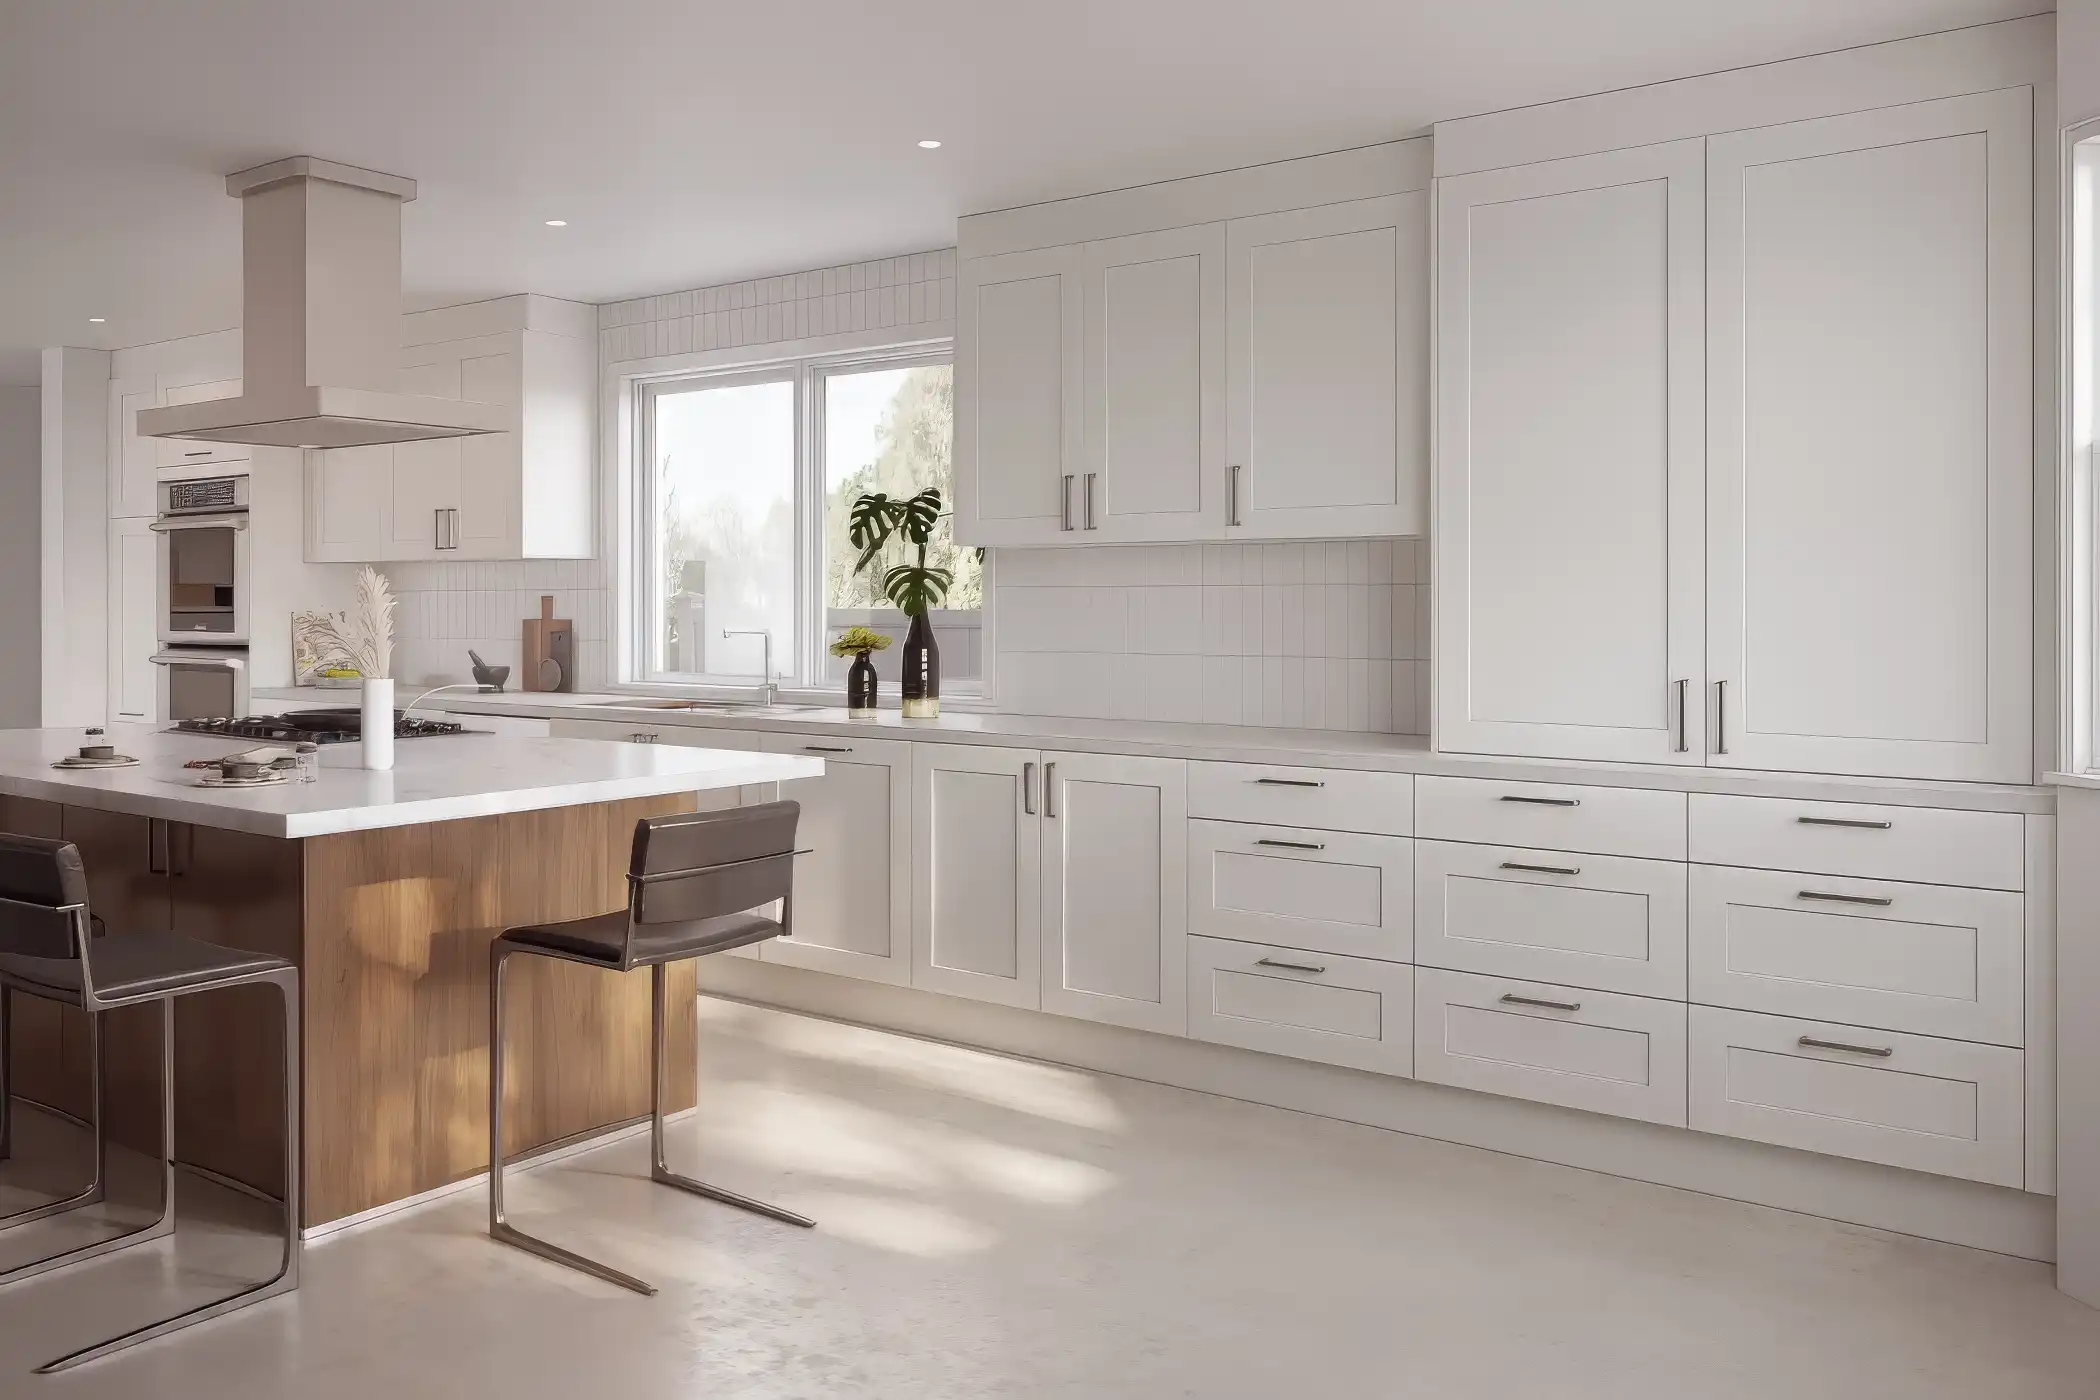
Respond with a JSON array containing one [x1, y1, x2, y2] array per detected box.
[[993, 541, 1427, 734]]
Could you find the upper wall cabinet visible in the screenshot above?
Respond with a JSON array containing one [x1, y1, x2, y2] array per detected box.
[[954, 142, 1428, 546], [1431, 28, 2040, 783], [109, 374, 248, 519], [305, 294, 598, 563]]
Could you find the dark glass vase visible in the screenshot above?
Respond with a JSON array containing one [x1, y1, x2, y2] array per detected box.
[[900, 613, 940, 718], [846, 653, 879, 716]]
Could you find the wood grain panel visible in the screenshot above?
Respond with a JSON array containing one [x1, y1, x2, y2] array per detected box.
[[302, 795, 698, 1226]]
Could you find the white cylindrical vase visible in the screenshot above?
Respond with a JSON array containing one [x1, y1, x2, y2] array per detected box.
[[361, 677, 395, 771]]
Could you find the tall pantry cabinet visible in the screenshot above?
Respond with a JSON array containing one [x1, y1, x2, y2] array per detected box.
[[1433, 44, 2038, 784]]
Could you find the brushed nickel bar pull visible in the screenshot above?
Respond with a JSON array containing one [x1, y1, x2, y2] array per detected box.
[[1500, 861, 1580, 876], [1797, 890, 1893, 907], [1256, 838, 1325, 851], [1045, 762, 1058, 818], [1022, 762, 1036, 816], [1254, 777, 1324, 788], [1797, 816, 1893, 830], [1798, 1036, 1892, 1058], [1083, 473, 1097, 530], [1228, 464, 1242, 527], [1500, 993, 1581, 1013], [1061, 474, 1075, 531], [1714, 680, 1728, 755], [1499, 795, 1578, 807], [1255, 957, 1326, 975], [1672, 678, 1688, 753], [803, 745, 853, 753]]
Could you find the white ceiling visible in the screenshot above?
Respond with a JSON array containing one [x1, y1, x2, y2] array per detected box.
[[0, 0, 2047, 385]]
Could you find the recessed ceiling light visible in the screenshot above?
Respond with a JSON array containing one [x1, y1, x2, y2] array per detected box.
[[917, 140, 942, 149], [88, 317, 105, 323], [544, 219, 568, 227]]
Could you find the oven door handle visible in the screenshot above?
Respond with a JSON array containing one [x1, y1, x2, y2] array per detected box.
[[149, 652, 247, 670], [149, 513, 250, 533]]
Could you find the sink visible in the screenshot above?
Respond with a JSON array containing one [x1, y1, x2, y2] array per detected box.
[[584, 698, 824, 714]]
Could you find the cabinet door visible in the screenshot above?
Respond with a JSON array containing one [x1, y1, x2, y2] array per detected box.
[[451, 341, 523, 558], [107, 517, 159, 722], [384, 353, 465, 558], [1226, 194, 1427, 538], [1082, 225, 1225, 541], [1435, 140, 1706, 763], [758, 734, 913, 986], [911, 743, 1042, 1008], [153, 377, 247, 470], [305, 445, 393, 562], [1040, 752, 1186, 1034], [954, 246, 1084, 546], [108, 377, 161, 519], [1705, 90, 2030, 781]]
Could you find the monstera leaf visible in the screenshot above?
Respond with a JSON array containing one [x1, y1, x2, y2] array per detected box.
[[848, 488, 947, 575], [883, 564, 954, 618]]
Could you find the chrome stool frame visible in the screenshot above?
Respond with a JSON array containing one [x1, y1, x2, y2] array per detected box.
[[488, 802, 814, 1296], [0, 838, 300, 1374]]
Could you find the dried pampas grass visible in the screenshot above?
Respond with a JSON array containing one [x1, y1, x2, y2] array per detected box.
[[303, 567, 396, 680]]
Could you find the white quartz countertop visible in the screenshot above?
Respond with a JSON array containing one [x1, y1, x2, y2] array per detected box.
[[0, 723, 820, 839], [251, 687, 2055, 814]]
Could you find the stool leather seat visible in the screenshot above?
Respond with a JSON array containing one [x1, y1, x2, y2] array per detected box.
[[0, 934, 288, 1006], [500, 910, 780, 968]]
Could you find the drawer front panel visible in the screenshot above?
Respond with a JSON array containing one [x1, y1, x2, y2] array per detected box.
[[1688, 1006, 2022, 1187], [1189, 820, 1412, 962], [1687, 794, 2022, 890], [1414, 776, 1686, 860], [1689, 865, 2021, 1045], [1187, 762, 1412, 836], [1414, 969, 1687, 1126], [1414, 840, 1687, 998], [1187, 935, 1413, 1076]]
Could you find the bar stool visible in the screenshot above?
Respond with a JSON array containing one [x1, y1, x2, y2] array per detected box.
[[488, 801, 814, 1296], [0, 833, 300, 1374]]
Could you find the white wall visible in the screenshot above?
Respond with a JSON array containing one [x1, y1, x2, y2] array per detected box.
[[40, 346, 108, 726], [0, 387, 40, 727]]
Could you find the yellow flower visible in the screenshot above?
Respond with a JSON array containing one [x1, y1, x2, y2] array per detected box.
[[828, 626, 893, 658]]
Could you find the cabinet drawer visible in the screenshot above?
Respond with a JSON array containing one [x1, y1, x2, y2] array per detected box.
[[1188, 820, 1411, 962], [1414, 969, 1687, 1127], [1688, 866, 2021, 1046], [1688, 1006, 2022, 1187], [1414, 776, 1685, 860], [1413, 841, 1686, 998], [1687, 795, 2021, 891], [1187, 762, 1411, 836], [1187, 936, 1412, 1076]]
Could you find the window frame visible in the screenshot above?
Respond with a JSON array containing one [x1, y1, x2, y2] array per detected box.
[[622, 337, 970, 697]]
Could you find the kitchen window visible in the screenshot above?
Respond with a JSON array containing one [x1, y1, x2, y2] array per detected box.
[[630, 345, 979, 694]]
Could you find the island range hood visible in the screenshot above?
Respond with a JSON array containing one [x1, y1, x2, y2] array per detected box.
[[138, 156, 517, 450]]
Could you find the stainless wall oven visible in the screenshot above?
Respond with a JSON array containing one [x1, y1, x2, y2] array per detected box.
[[151, 649, 250, 722], [153, 475, 250, 645]]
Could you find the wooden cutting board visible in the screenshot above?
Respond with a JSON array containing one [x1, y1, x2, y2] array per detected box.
[[522, 595, 575, 693]]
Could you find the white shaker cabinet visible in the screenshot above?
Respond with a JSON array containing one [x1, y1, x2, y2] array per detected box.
[[1082, 225, 1226, 541], [108, 377, 161, 520], [153, 378, 247, 470], [759, 733, 914, 987], [1703, 89, 2031, 782], [1040, 751, 1188, 1034], [911, 743, 1043, 1008], [107, 517, 159, 723], [1225, 193, 1427, 538], [953, 246, 1085, 546], [1435, 140, 1707, 764]]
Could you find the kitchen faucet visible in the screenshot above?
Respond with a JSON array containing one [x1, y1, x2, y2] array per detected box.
[[721, 629, 775, 706]]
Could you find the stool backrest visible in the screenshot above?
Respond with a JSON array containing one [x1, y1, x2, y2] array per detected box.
[[626, 802, 800, 943], [0, 833, 92, 962]]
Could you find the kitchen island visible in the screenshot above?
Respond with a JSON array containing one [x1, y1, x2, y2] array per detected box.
[[0, 724, 819, 1229]]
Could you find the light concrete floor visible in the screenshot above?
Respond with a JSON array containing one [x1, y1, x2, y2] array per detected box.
[[0, 996, 2096, 1397]]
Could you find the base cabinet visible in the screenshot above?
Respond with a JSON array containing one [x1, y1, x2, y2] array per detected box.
[[759, 734, 913, 986], [911, 744, 1043, 1009], [1041, 752, 1187, 1034], [1187, 935, 1413, 1076]]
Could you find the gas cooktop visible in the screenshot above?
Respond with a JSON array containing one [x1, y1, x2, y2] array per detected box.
[[171, 710, 469, 744]]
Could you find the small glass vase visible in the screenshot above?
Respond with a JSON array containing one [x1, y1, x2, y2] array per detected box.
[[846, 653, 879, 718], [900, 613, 940, 719]]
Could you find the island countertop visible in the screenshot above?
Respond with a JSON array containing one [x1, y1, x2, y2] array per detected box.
[[0, 722, 821, 838]]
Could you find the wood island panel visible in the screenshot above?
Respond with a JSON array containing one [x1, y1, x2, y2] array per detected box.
[[301, 793, 699, 1226]]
